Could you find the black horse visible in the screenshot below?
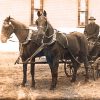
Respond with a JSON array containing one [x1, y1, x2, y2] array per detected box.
[[35, 10, 90, 90], [1, 16, 44, 88]]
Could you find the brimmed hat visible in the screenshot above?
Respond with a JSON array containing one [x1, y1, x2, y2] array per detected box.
[[88, 16, 96, 20]]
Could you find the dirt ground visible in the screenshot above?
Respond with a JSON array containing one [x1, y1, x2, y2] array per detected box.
[[0, 52, 100, 100]]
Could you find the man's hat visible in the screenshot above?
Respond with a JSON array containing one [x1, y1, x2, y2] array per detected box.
[[88, 16, 96, 20]]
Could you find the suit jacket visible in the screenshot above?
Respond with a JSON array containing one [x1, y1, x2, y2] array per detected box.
[[84, 23, 99, 40]]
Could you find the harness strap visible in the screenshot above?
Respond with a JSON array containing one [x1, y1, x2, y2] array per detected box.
[[59, 33, 80, 65], [15, 43, 23, 64], [65, 35, 80, 65], [24, 43, 45, 63], [63, 33, 69, 46], [22, 29, 34, 45]]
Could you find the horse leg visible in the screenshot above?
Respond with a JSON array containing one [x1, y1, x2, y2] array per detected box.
[[70, 59, 80, 82], [50, 64, 59, 90], [46, 56, 59, 90], [71, 66, 79, 82], [83, 56, 89, 82], [30, 60, 35, 88], [22, 63, 27, 86]]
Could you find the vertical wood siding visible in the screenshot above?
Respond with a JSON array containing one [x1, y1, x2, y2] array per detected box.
[[43, 0, 78, 29], [0, 0, 31, 26], [0, 0, 99, 29], [89, 0, 100, 25]]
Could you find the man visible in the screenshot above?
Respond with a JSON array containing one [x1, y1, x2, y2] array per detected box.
[[84, 16, 99, 42]]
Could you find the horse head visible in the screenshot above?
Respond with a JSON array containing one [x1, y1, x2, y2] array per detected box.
[[36, 10, 48, 35], [1, 16, 14, 43], [36, 10, 54, 43], [1, 16, 29, 43]]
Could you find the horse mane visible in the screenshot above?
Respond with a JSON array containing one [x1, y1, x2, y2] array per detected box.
[[46, 20, 54, 35], [10, 18, 28, 29], [6, 17, 29, 43], [47, 20, 53, 29]]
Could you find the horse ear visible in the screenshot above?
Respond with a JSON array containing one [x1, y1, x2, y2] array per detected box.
[[8, 16, 11, 20], [37, 11, 41, 17], [43, 10, 47, 17]]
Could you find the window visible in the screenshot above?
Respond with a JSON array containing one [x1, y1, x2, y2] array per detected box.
[[78, 0, 88, 27], [31, 0, 43, 25]]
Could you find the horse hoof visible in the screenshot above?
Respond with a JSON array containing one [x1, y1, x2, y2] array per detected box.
[[70, 79, 76, 83], [50, 85, 56, 90], [31, 85, 35, 89], [85, 78, 89, 82], [21, 83, 25, 87], [50, 87, 54, 90], [65, 73, 71, 77]]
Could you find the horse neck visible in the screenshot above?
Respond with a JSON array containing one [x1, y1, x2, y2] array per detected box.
[[46, 22, 54, 36], [43, 22, 54, 43], [11, 19, 29, 43]]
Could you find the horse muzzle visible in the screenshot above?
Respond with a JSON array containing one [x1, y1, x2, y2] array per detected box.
[[0, 34, 8, 43]]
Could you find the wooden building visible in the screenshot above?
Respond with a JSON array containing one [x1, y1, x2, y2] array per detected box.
[[0, 0, 100, 29]]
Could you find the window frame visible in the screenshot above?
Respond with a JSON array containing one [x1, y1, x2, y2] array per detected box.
[[31, 0, 43, 25], [78, 0, 88, 28]]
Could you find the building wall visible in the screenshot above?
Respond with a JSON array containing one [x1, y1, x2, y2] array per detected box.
[[0, 0, 100, 30], [89, 0, 100, 25], [0, 0, 31, 27], [43, 0, 78, 29]]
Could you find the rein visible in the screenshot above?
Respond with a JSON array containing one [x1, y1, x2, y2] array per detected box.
[[9, 39, 18, 42], [24, 39, 56, 63], [38, 23, 54, 38], [8, 28, 31, 44], [44, 34, 54, 38], [24, 29, 57, 63]]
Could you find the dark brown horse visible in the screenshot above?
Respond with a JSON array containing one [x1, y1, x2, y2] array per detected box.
[[36, 10, 90, 90], [89, 39, 100, 60], [1, 16, 44, 88]]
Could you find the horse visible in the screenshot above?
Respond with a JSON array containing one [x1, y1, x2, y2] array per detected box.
[[0, 16, 44, 88], [35, 10, 90, 90], [89, 39, 100, 60]]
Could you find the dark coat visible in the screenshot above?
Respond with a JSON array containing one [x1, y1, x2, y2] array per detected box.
[[56, 32, 88, 61], [84, 23, 99, 40]]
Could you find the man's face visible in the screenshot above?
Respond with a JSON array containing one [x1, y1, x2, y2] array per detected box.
[[89, 20, 95, 23]]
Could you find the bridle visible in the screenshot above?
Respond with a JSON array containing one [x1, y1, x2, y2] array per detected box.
[[37, 21, 55, 43], [2, 20, 31, 44], [2, 22, 14, 40]]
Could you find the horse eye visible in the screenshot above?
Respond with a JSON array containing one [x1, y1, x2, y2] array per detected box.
[[9, 22, 11, 25]]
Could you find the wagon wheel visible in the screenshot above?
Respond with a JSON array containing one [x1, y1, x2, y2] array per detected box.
[[96, 70, 100, 79], [89, 65, 97, 81], [92, 67, 97, 81], [64, 62, 73, 77]]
